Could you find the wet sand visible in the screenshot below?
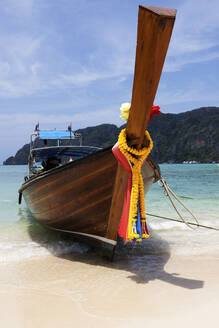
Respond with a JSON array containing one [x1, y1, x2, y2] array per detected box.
[[1, 249, 219, 328]]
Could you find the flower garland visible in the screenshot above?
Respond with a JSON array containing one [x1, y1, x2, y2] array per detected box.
[[120, 102, 161, 122], [118, 128, 153, 241]]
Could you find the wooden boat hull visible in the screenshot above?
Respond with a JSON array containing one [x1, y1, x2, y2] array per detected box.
[[19, 147, 158, 257], [20, 148, 117, 230]]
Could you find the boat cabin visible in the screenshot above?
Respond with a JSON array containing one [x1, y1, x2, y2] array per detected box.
[[29, 129, 100, 175]]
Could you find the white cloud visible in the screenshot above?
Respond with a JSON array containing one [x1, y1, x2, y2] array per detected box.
[[1, 0, 219, 162], [0, 104, 121, 163], [0, 33, 45, 97], [0, 106, 121, 162], [2, 0, 35, 17], [30, 62, 41, 76], [0, 61, 10, 76], [52, 71, 103, 88], [0, 1, 218, 113], [0, 79, 44, 98], [0, 107, 120, 132], [166, 0, 219, 71], [164, 50, 219, 72], [1, 0, 219, 100], [0, 0, 136, 98], [156, 81, 219, 106]]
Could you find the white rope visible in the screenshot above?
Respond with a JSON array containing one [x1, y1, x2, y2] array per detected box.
[[146, 212, 219, 232], [157, 177, 200, 229]]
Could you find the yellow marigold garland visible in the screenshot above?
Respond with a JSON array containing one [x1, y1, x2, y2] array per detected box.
[[120, 103, 131, 121], [118, 128, 153, 240]]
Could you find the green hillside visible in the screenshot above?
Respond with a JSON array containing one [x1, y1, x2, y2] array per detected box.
[[3, 107, 219, 165]]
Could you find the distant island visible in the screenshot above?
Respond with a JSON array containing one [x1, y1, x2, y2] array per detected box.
[[3, 107, 219, 165]]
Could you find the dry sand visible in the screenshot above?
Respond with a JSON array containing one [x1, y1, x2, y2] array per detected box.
[[0, 249, 219, 328]]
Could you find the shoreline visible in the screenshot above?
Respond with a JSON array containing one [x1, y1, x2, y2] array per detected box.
[[1, 162, 218, 166], [1, 163, 218, 327], [1, 252, 219, 327]]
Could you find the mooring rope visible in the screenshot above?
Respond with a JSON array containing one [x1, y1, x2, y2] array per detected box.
[[146, 176, 219, 232], [158, 177, 200, 230], [146, 212, 219, 232]]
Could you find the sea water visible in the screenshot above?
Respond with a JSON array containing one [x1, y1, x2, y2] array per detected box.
[[0, 164, 218, 263]]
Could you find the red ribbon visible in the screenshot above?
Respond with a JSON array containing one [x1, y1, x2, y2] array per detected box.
[[112, 143, 132, 240], [112, 143, 149, 241], [149, 105, 161, 122]]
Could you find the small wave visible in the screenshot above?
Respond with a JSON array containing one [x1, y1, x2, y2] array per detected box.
[[0, 239, 90, 263], [150, 221, 187, 231]]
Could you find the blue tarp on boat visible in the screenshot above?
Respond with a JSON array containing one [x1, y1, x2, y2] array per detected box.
[[37, 130, 76, 139]]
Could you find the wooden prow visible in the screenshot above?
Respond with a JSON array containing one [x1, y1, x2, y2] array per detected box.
[[106, 6, 176, 241], [126, 6, 176, 148]]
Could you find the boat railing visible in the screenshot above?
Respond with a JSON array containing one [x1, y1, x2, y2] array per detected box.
[[28, 144, 101, 177], [30, 129, 82, 151]]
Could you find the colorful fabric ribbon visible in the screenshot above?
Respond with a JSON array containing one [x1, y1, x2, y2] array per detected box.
[[112, 129, 153, 241]]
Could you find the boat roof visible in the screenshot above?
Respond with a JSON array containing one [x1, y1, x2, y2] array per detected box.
[[31, 146, 100, 160], [36, 130, 79, 140]]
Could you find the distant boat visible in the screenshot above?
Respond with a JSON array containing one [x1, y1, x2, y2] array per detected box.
[[18, 6, 176, 259], [183, 161, 199, 164]]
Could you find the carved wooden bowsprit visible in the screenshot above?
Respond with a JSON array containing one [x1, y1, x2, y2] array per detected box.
[[106, 6, 176, 241]]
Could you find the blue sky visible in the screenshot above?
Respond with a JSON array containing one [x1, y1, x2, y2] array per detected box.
[[1, 0, 219, 163]]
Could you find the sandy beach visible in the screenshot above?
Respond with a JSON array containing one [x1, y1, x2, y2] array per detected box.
[[1, 164, 218, 328], [1, 248, 219, 328]]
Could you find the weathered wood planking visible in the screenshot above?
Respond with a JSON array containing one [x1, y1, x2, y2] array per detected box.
[[106, 163, 129, 240], [106, 6, 176, 241], [22, 148, 118, 237], [126, 6, 176, 146]]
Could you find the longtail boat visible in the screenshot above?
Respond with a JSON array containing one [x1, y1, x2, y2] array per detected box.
[[19, 6, 176, 259]]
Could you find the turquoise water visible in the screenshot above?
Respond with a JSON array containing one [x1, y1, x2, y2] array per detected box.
[[147, 164, 219, 255], [0, 164, 219, 262]]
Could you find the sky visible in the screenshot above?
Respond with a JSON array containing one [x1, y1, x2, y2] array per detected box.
[[1, 0, 219, 163]]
